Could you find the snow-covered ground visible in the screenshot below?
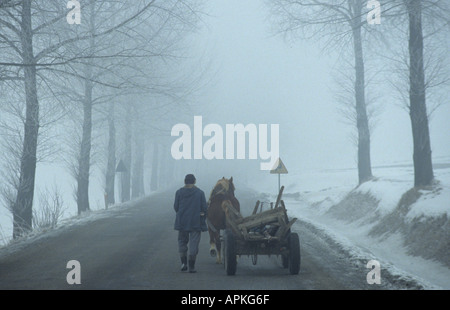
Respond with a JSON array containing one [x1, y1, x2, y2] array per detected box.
[[0, 163, 110, 246], [250, 156, 450, 289]]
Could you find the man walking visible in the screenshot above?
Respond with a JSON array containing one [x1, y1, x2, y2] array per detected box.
[[174, 174, 208, 273]]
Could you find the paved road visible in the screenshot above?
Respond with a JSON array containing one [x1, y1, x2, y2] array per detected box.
[[0, 188, 419, 290]]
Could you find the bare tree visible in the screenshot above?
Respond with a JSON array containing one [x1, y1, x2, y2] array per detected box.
[[105, 101, 116, 206], [382, 0, 450, 187], [131, 120, 145, 199], [0, 0, 196, 235], [0, 0, 18, 9], [11, 0, 39, 237], [32, 184, 66, 230], [67, 0, 207, 209], [268, 0, 377, 184], [333, 50, 384, 150], [0, 0, 99, 236], [405, 0, 433, 186]]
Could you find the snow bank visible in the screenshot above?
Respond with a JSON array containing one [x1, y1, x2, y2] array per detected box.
[[354, 177, 412, 217], [249, 159, 450, 289], [407, 182, 450, 219]]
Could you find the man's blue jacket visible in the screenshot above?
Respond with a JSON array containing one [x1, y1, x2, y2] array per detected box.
[[174, 185, 208, 232]]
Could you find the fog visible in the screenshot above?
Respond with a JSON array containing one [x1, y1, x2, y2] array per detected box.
[[0, 0, 449, 241], [192, 0, 348, 173], [179, 0, 450, 177]]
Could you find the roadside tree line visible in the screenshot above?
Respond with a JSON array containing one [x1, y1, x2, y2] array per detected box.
[[0, 0, 205, 238], [268, 0, 449, 187]]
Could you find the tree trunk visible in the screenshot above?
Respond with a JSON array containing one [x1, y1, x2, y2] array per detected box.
[[407, 0, 434, 187], [122, 104, 132, 202], [150, 143, 159, 191], [77, 74, 93, 214], [352, 2, 372, 185], [132, 134, 145, 199], [105, 101, 116, 205], [13, 0, 38, 238], [76, 3, 95, 214]]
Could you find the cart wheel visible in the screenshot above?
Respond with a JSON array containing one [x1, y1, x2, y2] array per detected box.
[[223, 229, 237, 276], [288, 232, 301, 275], [281, 228, 291, 268]]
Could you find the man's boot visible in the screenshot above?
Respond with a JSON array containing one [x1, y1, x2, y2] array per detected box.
[[180, 255, 188, 272], [188, 255, 197, 273]]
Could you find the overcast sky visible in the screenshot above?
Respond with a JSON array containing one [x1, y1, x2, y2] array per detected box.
[[181, 0, 450, 176]]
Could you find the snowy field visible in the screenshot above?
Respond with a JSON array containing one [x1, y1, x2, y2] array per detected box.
[[250, 156, 450, 289]]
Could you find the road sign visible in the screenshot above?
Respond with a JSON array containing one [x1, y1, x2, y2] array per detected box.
[[270, 158, 288, 174]]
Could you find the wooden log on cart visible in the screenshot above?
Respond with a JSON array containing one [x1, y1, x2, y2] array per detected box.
[[274, 186, 284, 209], [225, 185, 297, 242], [236, 206, 296, 241], [252, 200, 260, 215], [236, 207, 284, 231]]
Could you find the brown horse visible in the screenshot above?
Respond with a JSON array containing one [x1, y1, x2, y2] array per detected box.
[[207, 177, 240, 264]]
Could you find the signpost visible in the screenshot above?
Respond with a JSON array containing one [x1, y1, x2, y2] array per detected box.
[[270, 158, 288, 194]]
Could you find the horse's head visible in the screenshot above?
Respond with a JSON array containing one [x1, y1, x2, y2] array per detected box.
[[210, 177, 236, 200]]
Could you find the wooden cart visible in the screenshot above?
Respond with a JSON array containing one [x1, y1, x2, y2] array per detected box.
[[222, 186, 301, 275]]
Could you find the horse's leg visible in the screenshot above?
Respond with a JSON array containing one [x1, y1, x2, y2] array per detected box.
[[208, 227, 218, 258], [215, 231, 222, 264]]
